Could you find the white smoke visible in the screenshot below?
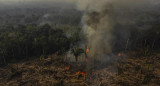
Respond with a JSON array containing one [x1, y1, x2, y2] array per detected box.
[[74, 0, 159, 62]]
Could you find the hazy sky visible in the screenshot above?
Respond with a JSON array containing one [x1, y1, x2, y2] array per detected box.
[[0, 0, 159, 10], [0, 0, 75, 2], [0, 0, 77, 7], [1, 0, 159, 6], [0, 0, 159, 5]]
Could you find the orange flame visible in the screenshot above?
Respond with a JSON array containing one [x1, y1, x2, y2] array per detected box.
[[66, 66, 70, 70], [81, 72, 85, 76], [118, 53, 121, 57], [76, 71, 80, 75], [86, 45, 89, 53], [76, 71, 86, 76]]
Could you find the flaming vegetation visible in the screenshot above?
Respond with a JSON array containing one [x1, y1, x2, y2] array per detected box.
[[85, 45, 89, 54]]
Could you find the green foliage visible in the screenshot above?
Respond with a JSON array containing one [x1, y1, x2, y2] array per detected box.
[[71, 47, 84, 62], [55, 25, 82, 45], [0, 24, 79, 63]]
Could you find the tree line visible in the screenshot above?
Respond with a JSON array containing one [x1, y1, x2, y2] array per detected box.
[[0, 24, 81, 64]]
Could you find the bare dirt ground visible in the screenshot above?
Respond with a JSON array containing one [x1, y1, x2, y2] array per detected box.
[[0, 53, 160, 86]]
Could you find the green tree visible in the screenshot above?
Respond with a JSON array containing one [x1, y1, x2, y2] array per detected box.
[[71, 47, 84, 62]]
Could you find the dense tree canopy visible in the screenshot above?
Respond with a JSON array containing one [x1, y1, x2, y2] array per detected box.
[[0, 24, 81, 63]]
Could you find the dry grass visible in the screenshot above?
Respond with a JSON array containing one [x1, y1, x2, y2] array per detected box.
[[0, 53, 160, 86]]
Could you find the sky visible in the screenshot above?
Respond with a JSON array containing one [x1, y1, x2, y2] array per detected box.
[[0, 0, 160, 10], [0, 0, 159, 6], [0, 0, 75, 2], [0, 0, 77, 7]]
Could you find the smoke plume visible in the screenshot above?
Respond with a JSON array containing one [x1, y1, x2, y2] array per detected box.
[[75, 0, 159, 62]]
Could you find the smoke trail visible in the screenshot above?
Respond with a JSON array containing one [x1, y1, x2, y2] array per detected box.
[[83, 2, 114, 62], [77, 0, 115, 63], [75, 0, 157, 62]]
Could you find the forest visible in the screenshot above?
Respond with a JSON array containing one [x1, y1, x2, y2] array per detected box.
[[0, 1, 160, 86], [0, 5, 82, 64]]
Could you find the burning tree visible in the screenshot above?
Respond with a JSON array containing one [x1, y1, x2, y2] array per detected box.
[[71, 47, 84, 62]]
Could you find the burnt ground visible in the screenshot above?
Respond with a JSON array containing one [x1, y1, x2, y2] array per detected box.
[[0, 52, 160, 86]]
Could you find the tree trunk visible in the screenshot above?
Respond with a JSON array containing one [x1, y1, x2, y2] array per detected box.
[[2, 49, 6, 64], [75, 56, 78, 63], [12, 48, 15, 58], [26, 46, 28, 58]]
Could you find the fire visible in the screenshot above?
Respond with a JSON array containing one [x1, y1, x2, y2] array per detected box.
[[76, 71, 80, 75], [85, 45, 89, 62], [81, 72, 85, 76], [86, 45, 89, 53], [76, 71, 86, 76], [118, 53, 121, 57], [66, 66, 70, 70]]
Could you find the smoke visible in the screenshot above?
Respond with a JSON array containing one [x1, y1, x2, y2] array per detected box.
[[84, 2, 113, 61], [1, 0, 159, 62], [74, 0, 160, 63]]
